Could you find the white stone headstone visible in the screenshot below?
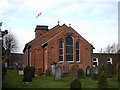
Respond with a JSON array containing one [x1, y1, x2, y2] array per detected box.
[[18, 70, 24, 75], [51, 64, 56, 77], [55, 66, 62, 80]]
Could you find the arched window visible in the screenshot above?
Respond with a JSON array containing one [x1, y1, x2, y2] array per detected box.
[[76, 42, 80, 62], [59, 41, 64, 62], [92, 57, 98, 67], [66, 35, 73, 61], [107, 57, 112, 64]]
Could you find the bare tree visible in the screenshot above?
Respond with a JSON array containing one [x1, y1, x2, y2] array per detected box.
[[3, 32, 18, 67], [103, 43, 120, 53]]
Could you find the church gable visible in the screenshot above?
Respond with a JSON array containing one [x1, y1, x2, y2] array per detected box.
[[23, 24, 93, 73]]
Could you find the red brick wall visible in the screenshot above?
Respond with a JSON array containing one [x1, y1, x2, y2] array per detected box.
[[24, 24, 93, 74]]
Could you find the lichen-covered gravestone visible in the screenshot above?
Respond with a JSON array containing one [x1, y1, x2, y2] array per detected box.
[[63, 61, 70, 76], [98, 64, 107, 88], [70, 78, 81, 89], [50, 62, 57, 77], [77, 68, 85, 79], [86, 66, 91, 76], [69, 64, 79, 83], [55, 66, 62, 80], [92, 66, 99, 80]]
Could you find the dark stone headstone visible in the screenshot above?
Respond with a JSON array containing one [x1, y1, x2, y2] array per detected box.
[[55, 66, 62, 80], [86, 66, 91, 76], [23, 66, 32, 82], [77, 69, 85, 79], [69, 64, 79, 83], [70, 78, 81, 89], [44, 69, 51, 76], [63, 61, 70, 76]]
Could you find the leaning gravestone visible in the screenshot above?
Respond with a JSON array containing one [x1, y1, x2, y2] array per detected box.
[[55, 66, 62, 80], [86, 66, 91, 76], [69, 64, 79, 83], [77, 68, 85, 79], [63, 61, 70, 76], [50, 62, 57, 77], [70, 78, 81, 89], [92, 66, 99, 80]]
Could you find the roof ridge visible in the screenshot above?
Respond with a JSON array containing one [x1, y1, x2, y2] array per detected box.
[[28, 24, 60, 45]]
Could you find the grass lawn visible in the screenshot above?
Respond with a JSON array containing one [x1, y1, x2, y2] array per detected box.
[[2, 70, 119, 88]]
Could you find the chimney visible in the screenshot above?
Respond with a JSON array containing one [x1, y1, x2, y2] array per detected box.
[[35, 25, 49, 38]]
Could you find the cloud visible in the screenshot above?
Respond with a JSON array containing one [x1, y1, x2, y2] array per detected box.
[[0, 0, 118, 53]]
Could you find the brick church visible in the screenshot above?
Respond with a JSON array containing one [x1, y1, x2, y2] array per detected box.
[[23, 24, 95, 74]]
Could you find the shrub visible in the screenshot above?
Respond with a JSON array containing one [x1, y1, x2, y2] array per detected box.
[[98, 64, 107, 88], [69, 64, 79, 83]]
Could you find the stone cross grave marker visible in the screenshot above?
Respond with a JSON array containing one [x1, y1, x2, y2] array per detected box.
[[55, 66, 62, 80]]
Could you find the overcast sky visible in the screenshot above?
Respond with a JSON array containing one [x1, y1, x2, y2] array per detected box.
[[0, 0, 119, 53]]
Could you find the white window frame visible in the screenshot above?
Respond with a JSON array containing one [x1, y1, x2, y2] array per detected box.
[[66, 36, 74, 62], [59, 41, 64, 63], [76, 42, 80, 62], [92, 57, 98, 67], [107, 57, 112, 64]]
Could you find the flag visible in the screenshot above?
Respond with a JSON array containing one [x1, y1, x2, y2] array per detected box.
[[0, 22, 3, 27], [36, 12, 42, 18]]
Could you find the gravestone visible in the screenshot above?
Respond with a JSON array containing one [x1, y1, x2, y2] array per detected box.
[[94, 66, 99, 75], [77, 68, 85, 79], [18, 70, 24, 75], [86, 66, 91, 76], [50, 62, 57, 77], [92, 66, 99, 80], [63, 61, 70, 76], [55, 66, 62, 80], [69, 64, 79, 83], [44, 69, 51, 76], [70, 78, 81, 89], [23, 66, 32, 83]]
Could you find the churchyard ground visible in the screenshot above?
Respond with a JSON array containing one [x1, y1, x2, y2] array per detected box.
[[2, 70, 119, 88]]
